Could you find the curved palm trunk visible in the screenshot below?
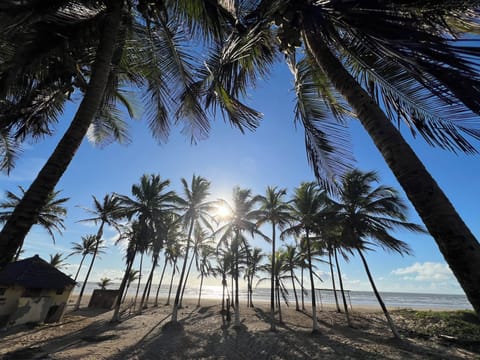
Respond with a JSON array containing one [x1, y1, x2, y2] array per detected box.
[[14, 242, 25, 261], [328, 249, 341, 313], [334, 248, 352, 327], [122, 281, 131, 304], [172, 220, 194, 322], [73, 254, 87, 282], [301, 266, 305, 310], [305, 231, 319, 332], [358, 249, 400, 338], [154, 257, 168, 306], [75, 222, 104, 310], [270, 223, 276, 331], [179, 249, 196, 307], [111, 251, 136, 323], [303, 29, 480, 317], [166, 257, 177, 305], [0, 1, 124, 268], [133, 252, 144, 311], [290, 267, 300, 311], [139, 253, 158, 312]]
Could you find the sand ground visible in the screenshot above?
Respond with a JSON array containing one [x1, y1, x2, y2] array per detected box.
[[0, 297, 478, 359]]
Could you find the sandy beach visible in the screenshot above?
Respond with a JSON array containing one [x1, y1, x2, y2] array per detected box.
[[0, 296, 478, 360]]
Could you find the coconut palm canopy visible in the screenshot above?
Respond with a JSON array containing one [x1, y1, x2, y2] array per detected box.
[[0, 1, 479, 310]]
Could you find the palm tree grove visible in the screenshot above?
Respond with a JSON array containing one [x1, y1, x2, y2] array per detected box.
[[1, 1, 480, 358]]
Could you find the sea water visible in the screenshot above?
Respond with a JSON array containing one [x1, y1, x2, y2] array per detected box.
[[71, 283, 473, 310]]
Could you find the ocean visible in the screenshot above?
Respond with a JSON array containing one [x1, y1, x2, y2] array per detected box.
[[71, 282, 473, 310]]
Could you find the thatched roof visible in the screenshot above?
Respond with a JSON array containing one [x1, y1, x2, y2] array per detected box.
[[0, 255, 75, 290]]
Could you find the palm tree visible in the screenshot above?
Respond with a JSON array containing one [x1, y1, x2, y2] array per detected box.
[[75, 194, 123, 310], [197, 244, 216, 307], [283, 182, 325, 333], [112, 222, 141, 322], [213, 247, 234, 321], [122, 268, 140, 303], [258, 250, 292, 324], [49, 252, 67, 270], [69, 235, 105, 282], [154, 221, 183, 307], [228, 1, 480, 316], [97, 278, 112, 290], [180, 226, 214, 306], [0, 1, 249, 268], [171, 175, 213, 322], [117, 173, 178, 311], [0, 187, 68, 261], [244, 247, 264, 308], [333, 169, 426, 338], [139, 213, 180, 311], [283, 244, 302, 311], [216, 187, 260, 327], [255, 186, 291, 330]]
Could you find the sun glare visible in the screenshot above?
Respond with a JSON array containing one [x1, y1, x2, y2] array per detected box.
[[215, 204, 232, 220]]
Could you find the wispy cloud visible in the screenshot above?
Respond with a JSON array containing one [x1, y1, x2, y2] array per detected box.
[[391, 262, 454, 282]]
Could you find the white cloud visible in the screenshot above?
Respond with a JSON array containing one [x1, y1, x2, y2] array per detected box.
[[391, 262, 454, 282]]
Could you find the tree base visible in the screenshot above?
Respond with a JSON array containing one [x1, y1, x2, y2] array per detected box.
[[162, 321, 184, 333]]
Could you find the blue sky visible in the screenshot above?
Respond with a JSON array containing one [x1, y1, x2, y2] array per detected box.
[[1, 62, 479, 295]]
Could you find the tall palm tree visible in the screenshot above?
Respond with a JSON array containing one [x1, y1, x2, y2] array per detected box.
[[255, 186, 291, 330], [0, 187, 68, 261], [69, 235, 106, 282], [333, 169, 426, 338], [49, 252, 67, 270], [216, 187, 260, 327], [230, 1, 480, 316], [172, 175, 213, 322], [0, 1, 250, 268], [283, 182, 325, 333], [118, 173, 178, 310], [75, 194, 123, 310]]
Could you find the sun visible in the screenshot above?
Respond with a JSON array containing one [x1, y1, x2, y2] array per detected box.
[[214, 203, 232, 220]]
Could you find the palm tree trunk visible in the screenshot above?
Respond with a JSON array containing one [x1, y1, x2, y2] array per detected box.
[[111, 255, 135, 323], [75, 222, 104, 310], [270, 222, 276, 331], [197, 272, 205, 307], [234, 233, 240, 327], [328, 249, 341, 313], [303, 28, 480, 317], [179, 249, 196, 307], [276, 278, 283, 324], [357, 249, 400, 338], [73, 254, 86, 282], [305, 231, 319, 332], [334, 248, 352, 327], [134, 252, 144, 311], [0, 1, 124, 268], [139, 254, 158, 312], [290, 267, 300, 311], [301, 266, 305, 310], [122, 282, 131, 304], [166, 257, 177, 305], [154, 257, 168, 306], [172, 219, 194, 322]]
